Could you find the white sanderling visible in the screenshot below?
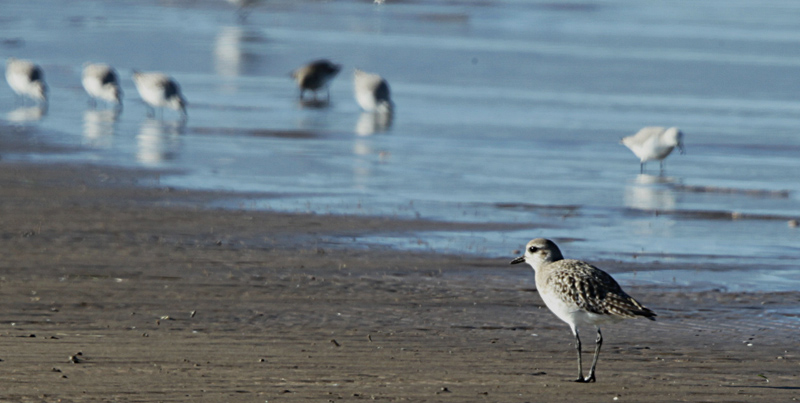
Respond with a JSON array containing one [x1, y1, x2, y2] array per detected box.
[[291, 59, 341, 103], [511, 238, 656, 383], [621, 126, 685, 173], [5, 57, 47, 105], [353, 68, 393, 114], [82, 63, 122, 110], [132, 71, 187, 120]]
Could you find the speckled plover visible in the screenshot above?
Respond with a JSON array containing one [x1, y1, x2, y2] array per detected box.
[[511, 238, 656, 382]]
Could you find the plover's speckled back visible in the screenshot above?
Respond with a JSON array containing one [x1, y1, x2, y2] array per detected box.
[[82, 63, 122, 109], [132, 71, 187, 120], [621, 126, 685, 173], [5, 57, 47, 105], [511, 238, 656, 383], [291, 59, 341, 103], [353, 68, 393, 114]]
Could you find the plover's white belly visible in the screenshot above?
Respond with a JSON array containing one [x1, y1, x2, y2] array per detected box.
[[538, 288, 582, 327]]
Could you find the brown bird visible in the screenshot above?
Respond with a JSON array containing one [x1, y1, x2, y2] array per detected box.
[[291, 59, 341, 102]]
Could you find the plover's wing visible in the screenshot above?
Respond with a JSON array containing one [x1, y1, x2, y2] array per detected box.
[[547, 260, 656, 320]]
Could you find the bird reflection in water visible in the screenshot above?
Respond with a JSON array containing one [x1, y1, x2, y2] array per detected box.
[[136, 118, 184, 166], [213, 26, 265, 80], [6, 105, 47, 123], [82, 109, 119, 149], [355, 110, 393, 136], [623, 174, 680, 212]]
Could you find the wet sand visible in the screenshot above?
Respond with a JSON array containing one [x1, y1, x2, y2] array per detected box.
[[0, 159, 798, 402]]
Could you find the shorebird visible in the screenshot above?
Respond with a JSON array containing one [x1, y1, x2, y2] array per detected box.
[[132, 71, 187, 120], [82, 63, 122, 110], [353, 68, 393, 114], [621, 126, 685, 173], [5, 57, 47, 105], [291, 59, 341, 103], [511, 238, 656, 383]]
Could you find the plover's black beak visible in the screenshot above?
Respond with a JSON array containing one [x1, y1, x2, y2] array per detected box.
[[510, 256, 525, 265]]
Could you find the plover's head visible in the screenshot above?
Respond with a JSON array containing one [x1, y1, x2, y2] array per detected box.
[[510, 238, 564, 270], [664, 127, 685, 154]]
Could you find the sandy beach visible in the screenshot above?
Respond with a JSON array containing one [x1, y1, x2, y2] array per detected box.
[[1, 0, 799, 401], [0, 156, 796, 402]]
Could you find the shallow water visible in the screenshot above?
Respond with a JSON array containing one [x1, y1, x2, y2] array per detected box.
[[1, 0, 799, 292]]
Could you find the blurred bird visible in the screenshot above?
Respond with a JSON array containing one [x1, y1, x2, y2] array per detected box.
[[5, 57, 47, 105], [82, 63, 122, 110], [353, 68, 393, 114], [291, 59, 341, 103], [621, 126, 685, 173], [132, 71, 187, 120]]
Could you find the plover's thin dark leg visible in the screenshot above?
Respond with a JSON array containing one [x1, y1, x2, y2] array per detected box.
[[639, 162, 644, 174], [573, 329, 585, 382], [585, 328, 603, 383]]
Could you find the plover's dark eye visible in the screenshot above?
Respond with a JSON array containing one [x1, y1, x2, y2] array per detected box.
[[528, 246, 538, 253]]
